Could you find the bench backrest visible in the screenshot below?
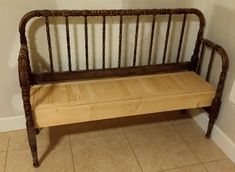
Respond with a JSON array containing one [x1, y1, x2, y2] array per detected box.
[[19, 8, 205, 84]]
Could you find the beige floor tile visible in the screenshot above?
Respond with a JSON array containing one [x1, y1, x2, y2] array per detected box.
[[126, 126, 199, 172], [5, 139, 74, 172], [69, 119, 122, 144], [165, 164, 207, 172], [71, 133, 142, 172], [174, 123, 226, 162], [120, 113, 171, 132], [0, 152, 6, 172], [204, 159, 235, 172], [165, 110, 195, 126], [0, 132, 9, 152], [8, 127, 69, 150]]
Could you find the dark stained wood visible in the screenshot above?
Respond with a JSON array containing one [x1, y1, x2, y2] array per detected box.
[[19, 8, 206, 68], [176, 14, 187, 63], [45, 16, 54, 73], [191, 11, 205, 72], [206, 49, 215, 81], [162, 14, 172, 64], [197, 41, 205, 74], [102, 16, 106, 69], [201, 39, 229, 138], [18, 45, 39, 167], [65, 16, 72, 71], [19, 9, 205, 30], [32, 62, 191, 84], [133, 15, 140, 66], [84, 16, 89, 70], [118, 15, 123, 68], [148, 15, 156, 65]]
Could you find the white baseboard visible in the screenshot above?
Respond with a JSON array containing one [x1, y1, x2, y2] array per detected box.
[[0, 115, 26, 132], [188, 109, 235, 163]]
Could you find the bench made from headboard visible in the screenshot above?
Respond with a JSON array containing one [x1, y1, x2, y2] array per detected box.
[[18, 8, 229, 167]]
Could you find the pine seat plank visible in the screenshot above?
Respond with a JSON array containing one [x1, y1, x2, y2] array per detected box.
[[30, 71, 215, 128]]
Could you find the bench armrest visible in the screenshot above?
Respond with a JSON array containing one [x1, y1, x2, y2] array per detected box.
[[198, 39, 229, 99], [18, 44, 31, 88]]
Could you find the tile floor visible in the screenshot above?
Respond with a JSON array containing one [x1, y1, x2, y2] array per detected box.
[[0, 111, 235, 172]]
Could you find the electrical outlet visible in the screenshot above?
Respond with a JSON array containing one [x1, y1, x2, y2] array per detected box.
[[229, 80, 235, 105]]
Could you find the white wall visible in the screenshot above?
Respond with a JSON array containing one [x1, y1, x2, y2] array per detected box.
[[0, 1, 57, 118]]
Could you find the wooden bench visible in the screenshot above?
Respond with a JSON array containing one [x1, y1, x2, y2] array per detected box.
[[18, 8, 229, 167]]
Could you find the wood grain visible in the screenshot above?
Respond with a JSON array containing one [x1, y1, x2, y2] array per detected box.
[[30, 71, 215, 128]]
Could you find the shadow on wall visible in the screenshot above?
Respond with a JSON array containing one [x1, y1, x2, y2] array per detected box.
[[0, 0, 58, 118], [2, 1, 58, 72], [206, 4, 235, 71], [28, 18, 50, 73], [206, 4, 235, 96]]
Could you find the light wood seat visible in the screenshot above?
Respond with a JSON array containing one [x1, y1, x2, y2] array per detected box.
[[31, 71, 215, 128]]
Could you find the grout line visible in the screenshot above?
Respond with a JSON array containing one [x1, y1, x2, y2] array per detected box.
[[202, 158, 229, 164], [161, 116, 203, 172], [68, 135, 76, 172], [119, 115, 203, 172], [66, 129, 123, 144], [3, 133, 10, 172], [120, 123, 144, 172], [202, 163, 210, 172], [157, 163, 205, 172], [200, 158, 232, 172], [169, 115, 204, 164], [167, 119, 211, 172], [120, 118, 204, 172], [118, 116, 172, 133], [170, 119, 229, 166]]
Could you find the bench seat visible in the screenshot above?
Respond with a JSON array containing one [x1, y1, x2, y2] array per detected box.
[[30, 71, 215, 128]]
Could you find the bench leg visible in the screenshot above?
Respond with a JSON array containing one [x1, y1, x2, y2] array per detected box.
[[26, 121, 40, 167], [22, 87, 40, 167], [206, 97, 221, 138]]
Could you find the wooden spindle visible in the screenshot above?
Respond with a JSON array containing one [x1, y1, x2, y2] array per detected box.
[[45, 16, 54, 73], [206, 49, 215, 81], [148, 15, 156, 65], [162, 14, 172, 64], [176, 14, 187, 63], [102, 16, 106, 69], [133, 15, 140, 66], [197, 42, 205, 74], [84, 16, 89, 70], [65, 16, 72, 71], [118, 15, 123, 68]]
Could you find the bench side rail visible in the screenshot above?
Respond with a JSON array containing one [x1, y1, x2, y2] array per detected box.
[[19, 8, 205, 84], [197, 39, 229, 137], [197, 39, 229, 100]]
